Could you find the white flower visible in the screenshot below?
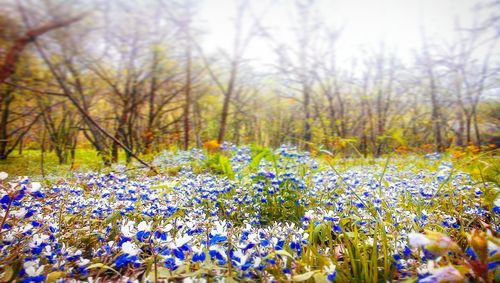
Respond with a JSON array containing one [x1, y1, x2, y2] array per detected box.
[[247, 232, 258, 243], [121, 241, 140, 256], [23, 260, 44, 276], [233, 249, 249, 267], [420, 266, 464, 283], [324, 262, 336, 273], [0, 172, 8, 180], [304, 209, 315, 220], [43, 246, 52, 256], [365, 237, 374, 246], [488, 234, 500, 255], [121, 221, 136, 237], [212, 220, 227, 236], [408, 233, 431, 247], [78, 258, 90, 266], [29, 234, 49, 247], [174, 234, 192, 247], [11, 207, 27, 218], [209, 246, 227, 260], [137, 221, 151, 232], [29, 182, 42, 193], [253, 257, 261, 268]]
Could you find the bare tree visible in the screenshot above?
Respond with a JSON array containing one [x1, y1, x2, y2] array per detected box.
[[0, 14, 83, 84], [447, 19, 497, 146], [417, 32, 445, 151]]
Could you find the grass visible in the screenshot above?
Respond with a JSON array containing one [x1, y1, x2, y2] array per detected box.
[[0, 145, 498, 282], [0, 149, 146, 178], [1, 148, 498, 185]]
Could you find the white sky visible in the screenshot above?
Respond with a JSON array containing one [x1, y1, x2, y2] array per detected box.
[[197, 0, 488, 68]]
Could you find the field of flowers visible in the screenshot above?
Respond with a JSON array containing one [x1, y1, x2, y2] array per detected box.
[[0, 145, 499, 282]]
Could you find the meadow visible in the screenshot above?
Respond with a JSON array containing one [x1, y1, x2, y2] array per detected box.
[[1, 0, 499, 281], [0, 144, 498, 282]]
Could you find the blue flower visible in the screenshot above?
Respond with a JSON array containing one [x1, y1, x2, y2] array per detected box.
[[209, 249, 225, 261], [333, 224, 342, 233], [30, 191, 45, 199], [24, 209, 35, 218], [488, 261, 499, 270], [327, 271, 336, 281], [290, 241, 302, 256], [154, 231, 167, 241], [192, 252, 206, 262], [243, 242, 255, 252], [275, 239, 285, 250], [115, 254, 139, 268], [14, 191, 25, 201], [403, 246, 411, 257], [465, 247, 477, 259], [173, 248, 185, 260], [493, 206, 500, 214], [0, 194, 10, 205], [20, 275, 46, 283], [164, 257, 178, 270], [209, 234, 227, 246], [31, 245, 44, 255], [136, 231, 151, 242]]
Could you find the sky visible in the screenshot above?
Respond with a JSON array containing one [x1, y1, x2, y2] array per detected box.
[[196, 0, 489, 68]]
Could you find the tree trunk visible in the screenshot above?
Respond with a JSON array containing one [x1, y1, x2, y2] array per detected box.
[[0, 90, 13, 159], [217, 61, 237, 144], [183, 43, 192, 149], [472, 106, 481, 146]]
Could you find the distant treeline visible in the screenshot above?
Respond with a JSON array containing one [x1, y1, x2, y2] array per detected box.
[[0, 0, 499, 165]]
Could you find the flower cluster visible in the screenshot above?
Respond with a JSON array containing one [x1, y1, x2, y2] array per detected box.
[[0, 146, 498, 282]]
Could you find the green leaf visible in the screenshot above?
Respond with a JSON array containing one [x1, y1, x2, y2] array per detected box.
[[292, 271, 318, 281], [313, 273, 329, 283], [87, 263, 120, 275], [0, 265, 15, 282], [155, 267, 172, 278], [249, 150, 270, 171], [275, 249, 293, 258], [173, 264, 187, 275], [46, 271, 66, 283], [218, 155, 235, 179]]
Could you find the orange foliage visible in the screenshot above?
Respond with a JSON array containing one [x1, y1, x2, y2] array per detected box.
[[420, 143, 435, 153], [143, 131, 154, 142], [466, 144, 481, 154], [203, 140, 221, 152], [395, 145, 409, 154], [450, 148, 466, 159]]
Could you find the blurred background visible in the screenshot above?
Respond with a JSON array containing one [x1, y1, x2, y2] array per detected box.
[[0, 0, 498, 167]]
